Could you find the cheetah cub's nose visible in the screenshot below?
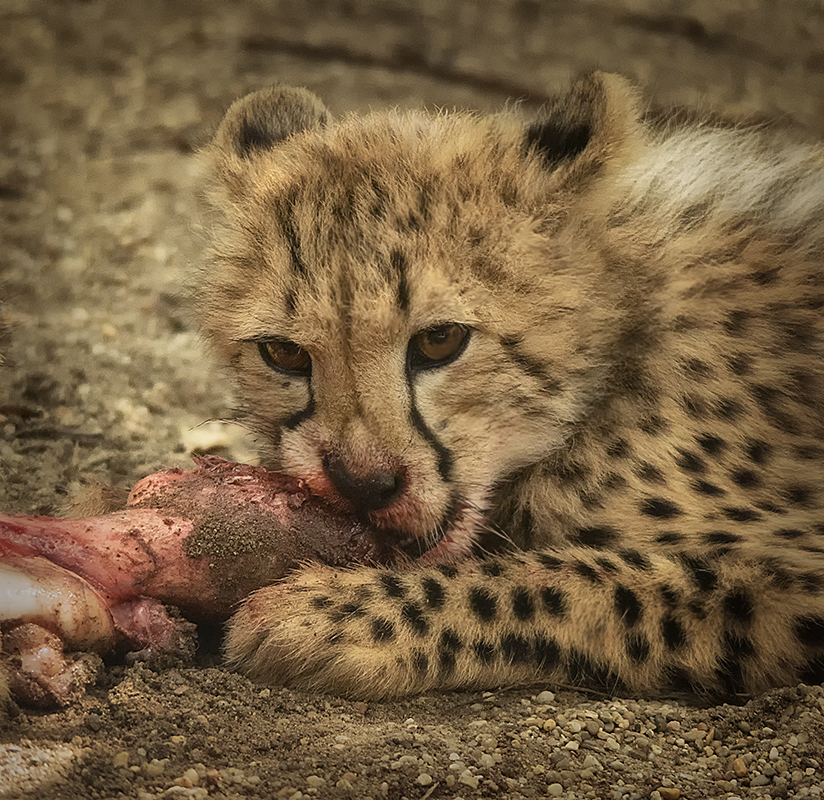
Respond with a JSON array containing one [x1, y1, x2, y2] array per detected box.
[[321, 452, 404, 513]]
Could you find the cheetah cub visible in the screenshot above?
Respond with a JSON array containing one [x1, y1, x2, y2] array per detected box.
[[199, 73, 824, 700]]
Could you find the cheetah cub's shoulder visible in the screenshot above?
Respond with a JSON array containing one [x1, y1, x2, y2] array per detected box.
[[199, 73, 824, 699]]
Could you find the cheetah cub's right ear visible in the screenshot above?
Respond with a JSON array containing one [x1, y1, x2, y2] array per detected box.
[[206, 86, 331, 202]]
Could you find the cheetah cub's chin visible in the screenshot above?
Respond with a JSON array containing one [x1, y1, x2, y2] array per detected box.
[[202, 73, 824, 700]]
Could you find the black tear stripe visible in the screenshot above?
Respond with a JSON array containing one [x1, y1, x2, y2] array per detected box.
[[284, 387, 315, 430], [407, 388, 454, 483], [499, 336, 564, 395]]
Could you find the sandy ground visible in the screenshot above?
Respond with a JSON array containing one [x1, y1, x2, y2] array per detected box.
[[3, 2, 824, 799]]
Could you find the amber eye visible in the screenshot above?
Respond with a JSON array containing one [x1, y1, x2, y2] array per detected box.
[[409, 323, 470, 370], [257, 339, 312, 376]]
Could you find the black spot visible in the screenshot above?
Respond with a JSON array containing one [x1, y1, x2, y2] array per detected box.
[[412, 651, 429, 674], [595, 556, 619, 574], [555, 460, 588, 485], [438, 564, 458, 579], [775, 528, 805, 540], [311, 596, 333, 609], [480, 560, 504, 577], [473, 639, 496, 665], [705, 531, 742, 545], [680, 555, 718, 592], [796, 444, 824, 461], [379, 573, 405, 598], [801, 572, 824, 594], [525, 117, 592, 168], [439, 648, 457, 676], [688, 599, 707, 619], [603, 472, 628, 491], [573, 560, 602, 584], [336, 602, 366, 619], [389, 249, 410, 313], [675, 449, 707, 474], [636, 462, 666, 484], [695, 433, 726, 455], [668, 667, 699, 694], [794, 615, 824, 646], [760, 558, 795, 589], [534, 636, 562, 670], [542, 587, 568, 617], [723, 589, 755, 625], [572, 525, 620, 548], [614, 585, 643, 627], [606, 439, 631, 459], [723, 309, 750, 336], [618, 549, 653, 571], [692, 480, 726, 497], [726, 353, 753, 376], [401, 603, 428, 636], [538, 552, 564, 570], [718, 633, 755, 695], [627, 633, 651, 663], [749, 266, 780, 285], [439, 628, 463, 652], [512, 587, 535, 621], [660, 585, 679, 607], [422, 577, 446, 608], [640, 498, 683, 519], [638, 415, 668, 436], [682, 394, 709, 419], [714, 398, 745, 420], [785, 486, 815, 506], [662, 615, 686, 650], [731, 469, 760, 489], [284, 287, 298, 317], [722, 506, 762, 522], [681, 358, 712, 378], [567, 649, 616, 689], [371, 617, 395, 642], [800, 656, 824, 685], [501, 634, 533, 664], [469, 587, 497, 622], [656, 531, 685, 545]]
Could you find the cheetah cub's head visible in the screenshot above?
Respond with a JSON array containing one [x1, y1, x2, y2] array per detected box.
[[199, 73, 642, 561]]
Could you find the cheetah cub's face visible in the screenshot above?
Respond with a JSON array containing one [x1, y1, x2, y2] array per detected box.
[[200, 75, 640, 560]]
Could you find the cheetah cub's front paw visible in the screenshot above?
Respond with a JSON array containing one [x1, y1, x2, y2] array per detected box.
[[225, 564, 417, 698]]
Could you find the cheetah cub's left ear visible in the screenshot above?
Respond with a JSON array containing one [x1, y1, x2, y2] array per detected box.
[[522, 72, 643, 203], [206, 86, 331, 200]]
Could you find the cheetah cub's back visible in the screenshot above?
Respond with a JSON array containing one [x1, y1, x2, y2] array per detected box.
[[200, 73, 824, 699]]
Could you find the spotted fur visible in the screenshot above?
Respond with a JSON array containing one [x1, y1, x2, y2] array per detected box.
[[199, 74, 824, 699]]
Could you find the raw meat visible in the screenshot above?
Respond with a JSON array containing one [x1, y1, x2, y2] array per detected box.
[[0, 457, 384, 706]]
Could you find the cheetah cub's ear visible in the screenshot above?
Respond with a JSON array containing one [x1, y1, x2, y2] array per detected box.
[[524, 72, 643, 205], [206, 86, 331, 201]]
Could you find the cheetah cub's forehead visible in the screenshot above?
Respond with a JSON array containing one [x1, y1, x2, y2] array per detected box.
[[200, 75, 641, 349]]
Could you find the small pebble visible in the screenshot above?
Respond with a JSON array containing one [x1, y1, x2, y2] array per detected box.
[[658, 788, 681, 800], [547, 784, 564, 797]]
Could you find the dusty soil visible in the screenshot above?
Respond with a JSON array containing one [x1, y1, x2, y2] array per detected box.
[[3, 2, 824, 798]]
